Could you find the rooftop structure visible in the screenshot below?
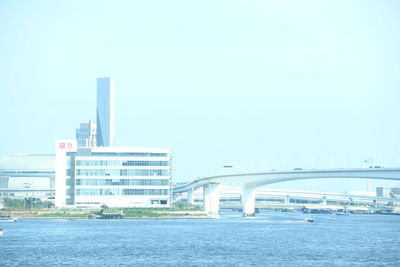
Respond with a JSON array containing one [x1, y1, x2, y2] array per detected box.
[[76, 120, 97, 147]]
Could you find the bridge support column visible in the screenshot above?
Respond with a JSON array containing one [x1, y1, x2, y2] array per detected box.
[[284, 194, 290, 205], [187, 189, 194, 205], [241, 187, 256, 217], [203, 183, 220, 216], [172, 192, 179, 201]]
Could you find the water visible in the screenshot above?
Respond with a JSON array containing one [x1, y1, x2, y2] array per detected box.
[[1, 212, 400, 266]]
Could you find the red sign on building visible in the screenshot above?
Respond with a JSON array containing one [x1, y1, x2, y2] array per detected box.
[[57, 140, 76, 151]]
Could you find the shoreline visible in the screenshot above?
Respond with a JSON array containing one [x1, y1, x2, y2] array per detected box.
[[2, 207, 209, 219], [4, 213, 400, 220], [15, 216, 212, 219], [3, 209, 212, 220]]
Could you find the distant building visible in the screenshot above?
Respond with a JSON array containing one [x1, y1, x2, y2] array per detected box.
[[55, 140, 172, 208], [391, 187, 400, 198], [376, 186, 400, 198], [0, 154, 55, 201], [96, 77, 114, 147], [76, 120, 97, 147], [376, 187, 392, 198]]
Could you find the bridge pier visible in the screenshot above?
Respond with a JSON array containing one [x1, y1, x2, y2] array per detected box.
[[284, 194, 290, 205], [203, 183, 220, 216], [172, 192, 180, 202], [187, 189, 194, 205], [241, 186, 256, 217], [322, 195, 327, 205]]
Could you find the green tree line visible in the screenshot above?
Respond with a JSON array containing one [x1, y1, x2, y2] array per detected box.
[[1, 198, 53, 209]]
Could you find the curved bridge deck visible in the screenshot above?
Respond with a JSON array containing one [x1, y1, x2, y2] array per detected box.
[[173, 168, 400, 217]]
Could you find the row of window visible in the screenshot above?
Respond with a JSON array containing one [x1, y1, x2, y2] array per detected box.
[[76, 189, 169, 196], [122, 189, 169, 196], [0, 192, 53, 197], [122, 161, 169, 167], [76, 189, 120, 196], [75, 160, 169, 167], [76, 169, 170, 177], [76, 179, 170, 186], [0, 171, 54, 174], [91, 152, 168, 157]]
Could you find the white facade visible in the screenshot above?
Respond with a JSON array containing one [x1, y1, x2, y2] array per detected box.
[[55, 140, 77, 207], [55, 141, 172, 208], [96, 77, 114, 147]]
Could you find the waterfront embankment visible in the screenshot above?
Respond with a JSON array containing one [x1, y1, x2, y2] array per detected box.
[[1, 208, 210, 219]]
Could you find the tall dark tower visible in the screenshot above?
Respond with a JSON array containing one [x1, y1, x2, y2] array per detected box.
[[96, 77, 114, 147]]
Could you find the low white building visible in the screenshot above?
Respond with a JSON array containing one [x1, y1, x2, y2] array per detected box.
[[55, 140, 172, 208], [0, 154, 55, 201]]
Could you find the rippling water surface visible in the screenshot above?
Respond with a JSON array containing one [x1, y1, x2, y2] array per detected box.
[[1, 212, 399, 266]]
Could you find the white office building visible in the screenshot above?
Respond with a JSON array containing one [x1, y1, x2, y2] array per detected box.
[[55, 140, 172, 208], [96, 77, 114, 147]]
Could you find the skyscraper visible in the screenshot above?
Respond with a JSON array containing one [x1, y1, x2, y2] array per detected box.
[[96, 77, 115, 147]]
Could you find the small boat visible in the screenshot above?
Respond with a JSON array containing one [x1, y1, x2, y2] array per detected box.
[[304, 218, 314, 223], [0, 217, 18, 222], [336, 209, 350, 215], [0, 215, 18, 222]]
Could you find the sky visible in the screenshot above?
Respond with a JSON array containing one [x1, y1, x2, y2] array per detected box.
[[1, 0, 400, 192]]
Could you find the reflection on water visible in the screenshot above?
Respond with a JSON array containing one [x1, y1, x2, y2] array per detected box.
[[1, 211, 399, 266]]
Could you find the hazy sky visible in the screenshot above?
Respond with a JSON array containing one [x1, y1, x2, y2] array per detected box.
[[1, 0, 400, 192]]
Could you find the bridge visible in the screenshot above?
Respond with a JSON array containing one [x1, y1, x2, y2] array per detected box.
[[173, 168, 400, 217]]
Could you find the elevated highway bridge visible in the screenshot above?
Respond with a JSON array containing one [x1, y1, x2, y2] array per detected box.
[[173, 168, 400, 216]]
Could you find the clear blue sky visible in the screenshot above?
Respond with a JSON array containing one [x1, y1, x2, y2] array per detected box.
[[1, 0, 400, 192]]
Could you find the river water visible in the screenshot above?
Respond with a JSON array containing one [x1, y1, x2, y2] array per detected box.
[[1, 211, 399, 266]]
